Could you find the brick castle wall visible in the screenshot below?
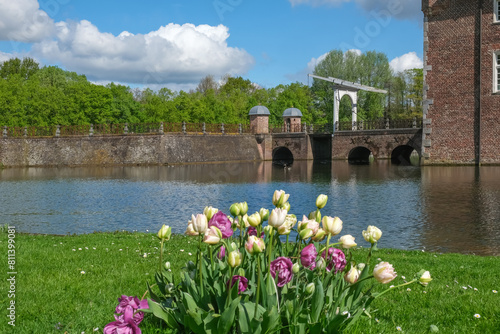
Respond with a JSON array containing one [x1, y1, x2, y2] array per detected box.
[[423, 0, 500, 164]]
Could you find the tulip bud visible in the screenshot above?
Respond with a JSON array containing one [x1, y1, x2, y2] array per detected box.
[[157, 224, 172, 240], [316, 257, 326, 271], [247, 212, 262, 227], [312, 228, 326, 242], [344, 267, 360, 284], [322, 216, 343, 236], [259, 208, 269, 221], [272, 190, 289, 207], [299, 228, 314, 240], [315, 194, 328, 209], [203, 206, 218, 221], [245, 236, 265, 255], [305, 282, 315, 295], [164, 261, 171, 270], [228, 250, 242, 268], [230, 203, 241, 217], [419, 270, 432, 286], [237, 268, 245, 277], [292, 262, 300, 274], [357, 263, 366, 272], [339, 235, 357, 249], [263, 225, 273, 235], [239, 202, 249, 216], [191, 214, 208, 234], [282, 202, 291, 212], [362, 225, 382, 244]]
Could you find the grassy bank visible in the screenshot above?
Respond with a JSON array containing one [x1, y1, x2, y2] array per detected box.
[[1, 231, 499, 333]]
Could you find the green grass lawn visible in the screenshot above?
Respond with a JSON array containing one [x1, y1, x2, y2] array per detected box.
[[1, 231, 499, 333]]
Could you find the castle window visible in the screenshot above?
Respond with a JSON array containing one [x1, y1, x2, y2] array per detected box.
[[495, 52, 500, 93], [496, 0, 500, 22]]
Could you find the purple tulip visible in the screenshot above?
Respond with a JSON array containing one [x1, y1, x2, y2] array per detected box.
[[104, 296, 148, 334], [270, 257, 294, 287], [300, 243, 318, 270], [217, 245, 226, 259], [209, 211, 233, 238], [321, 247, 347, 274], [227, 275, 248, 294], [247, 226, 264, 238]]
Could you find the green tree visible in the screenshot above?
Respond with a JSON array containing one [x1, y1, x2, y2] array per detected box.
[[0, 57, 39, 80]]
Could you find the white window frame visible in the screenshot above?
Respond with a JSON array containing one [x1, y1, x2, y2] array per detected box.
[[495, 0, 500, 22], [494, 52, 500, 93]]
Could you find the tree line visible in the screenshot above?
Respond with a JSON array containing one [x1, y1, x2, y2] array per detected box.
[[0, 51, 422, 127]]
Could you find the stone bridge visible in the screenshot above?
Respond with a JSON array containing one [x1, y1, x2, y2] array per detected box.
[[270, 128, 422, 165]]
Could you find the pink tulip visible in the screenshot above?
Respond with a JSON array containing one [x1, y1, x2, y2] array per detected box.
[[300, 243, 318, 270], [227, 275, 248, 294], [209, 211, 233, 238], [321, 247, 347, 274], [270, 257, 294, 287]]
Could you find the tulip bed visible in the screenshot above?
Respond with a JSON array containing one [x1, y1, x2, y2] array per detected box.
[[2, 201, 499, 333]]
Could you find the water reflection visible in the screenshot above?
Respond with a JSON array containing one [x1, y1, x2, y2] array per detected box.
[[0, 162, 498, 255]]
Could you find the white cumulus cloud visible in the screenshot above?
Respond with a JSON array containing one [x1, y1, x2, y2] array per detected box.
[[0, 0, 54, 42], [32, 20, 255, 86], [389, 52, 423, 73], [289, 0, 422, 21]]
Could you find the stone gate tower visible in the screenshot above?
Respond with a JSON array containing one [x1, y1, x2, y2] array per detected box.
[[422, 0, 500, 164]]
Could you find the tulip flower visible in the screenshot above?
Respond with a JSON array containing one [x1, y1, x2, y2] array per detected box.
[[300, 243, 317, 270], [164, 261, 171, 270], [228, 249, 242, 268], [362, 225, 382, 244], [282, 201, 291, 212], [247, 212, 262, 227], [316, 194, 328, 209], [321, 247, 347, 274], [316, 257, 326, 271], [217, 246, 226, 259], [227, 275, 248, 294], [209, 211, 233, 238], [292, 262, 300, 274], [270, 257, 294, 287], [185, 221, 198, 236], [104, 296, 149, 334], [245, 236, 265, 254], [272, 190, 290, 208], [268, 208, 288, 228], [278, 214, 296, 235], [419, 270, 432, 286], [298, 215, 319, 235], [322, 216, 343, 236], [157, 224, 171, 241], [191, 214, 208, 234], [373, 262, 397, 284], [345, 267, 360, 284], [203, 206, 218, 221], [234, 214, 249, 229], [203, 226, 222, 245], [259, 208, 269, 221], [339, 235, 357, 249]]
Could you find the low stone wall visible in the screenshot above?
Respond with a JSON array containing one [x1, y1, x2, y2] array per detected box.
[[0, 134, 267, 167]]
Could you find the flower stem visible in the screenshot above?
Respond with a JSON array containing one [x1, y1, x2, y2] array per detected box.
[[254, 255, 261, 319], [198, 234, 204, 297], [159, 239, 164, 273]]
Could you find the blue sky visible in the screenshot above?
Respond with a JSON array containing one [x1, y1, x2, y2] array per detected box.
[[0, 0, 423, 91]]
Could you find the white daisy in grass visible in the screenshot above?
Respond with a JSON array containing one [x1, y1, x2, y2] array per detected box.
[[474, 314, 481, 319], [396, 326, 403, 331], [80, 270, 85, 274], [407, 288, 411, 292], [493, 290, 498, 293]]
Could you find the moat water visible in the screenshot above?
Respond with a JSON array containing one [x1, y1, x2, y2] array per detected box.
[[0, 161, 499, 256]]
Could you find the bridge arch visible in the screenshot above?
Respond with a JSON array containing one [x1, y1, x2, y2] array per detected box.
[[391, 145, 420, 166], [272, 146, 294, 166], [348, 146, 372, 165]]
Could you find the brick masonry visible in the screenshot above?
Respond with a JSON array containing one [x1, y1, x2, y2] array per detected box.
[[422, 0, 500, 164]]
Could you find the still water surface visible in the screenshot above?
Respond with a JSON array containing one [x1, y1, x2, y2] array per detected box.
[[0, 161, 499, 256]]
